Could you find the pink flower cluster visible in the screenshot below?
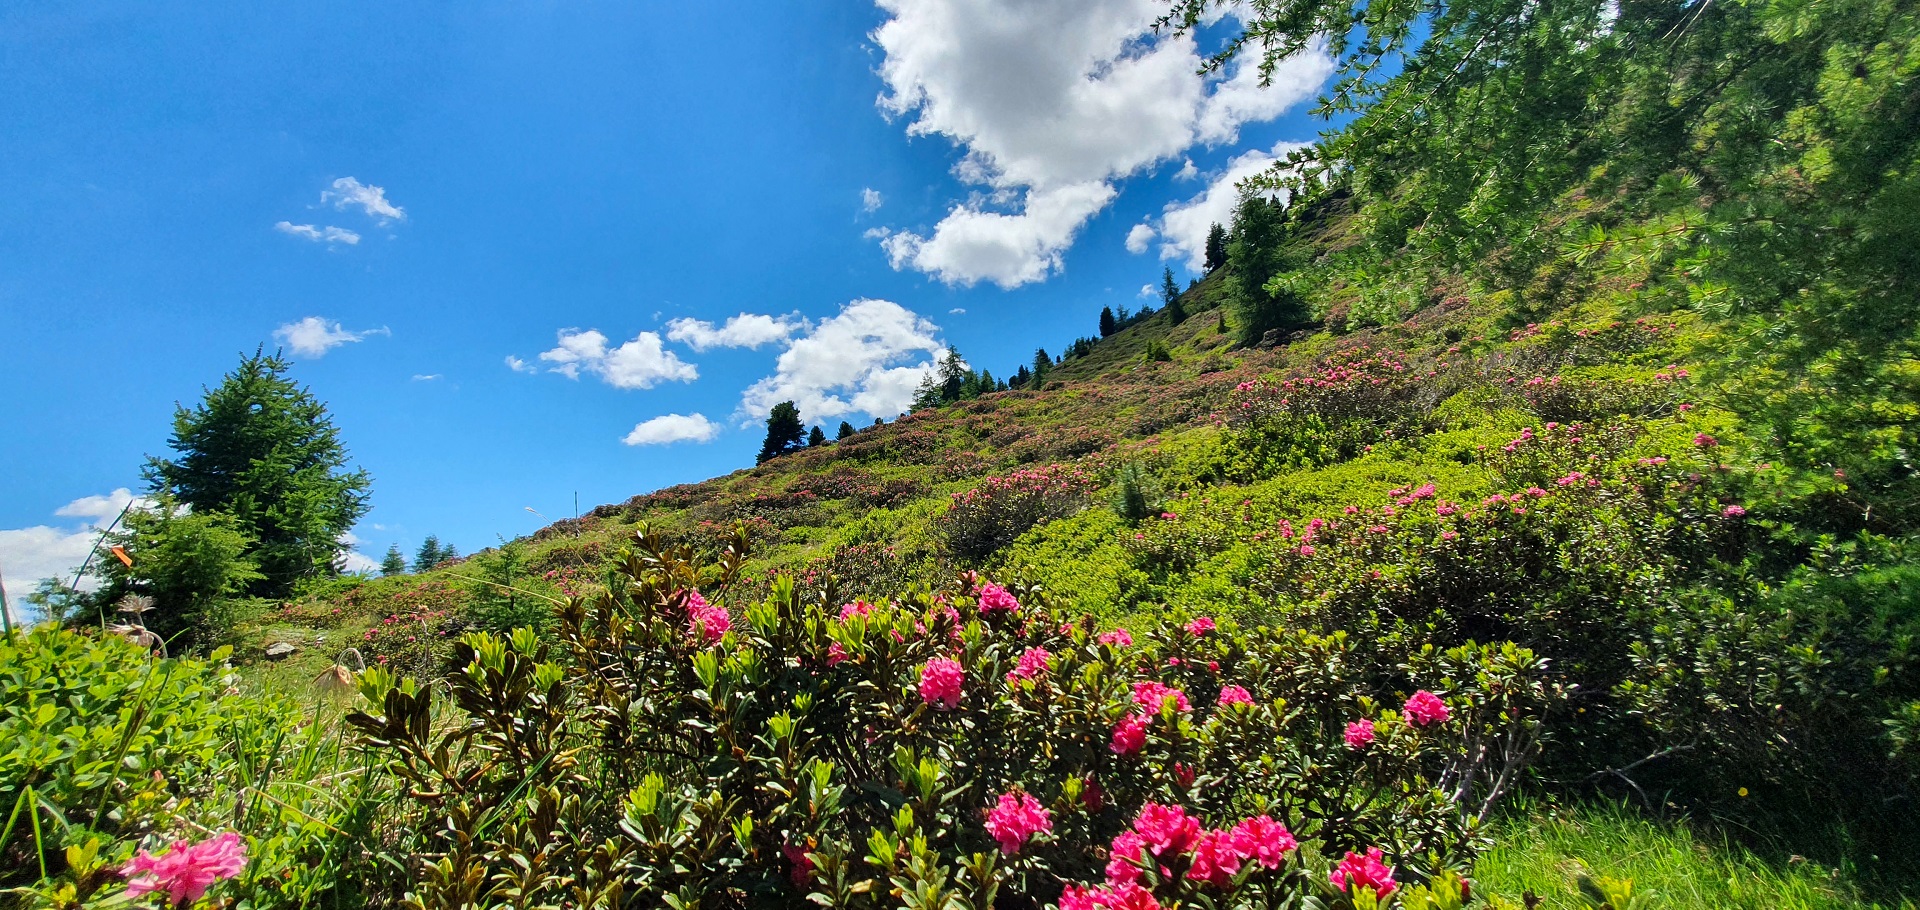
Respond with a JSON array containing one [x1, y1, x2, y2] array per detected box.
[[1184, 616, 1215, 636], [1216, 685, 1253, 707], [1403, 690, 1450, 726], [684, 592, 731, 645], [1099, 628, 1134, 648], [976, 582, 1021, 614], [1132, 681, 1191, 714], [919, 658, 965, 709], [1330, 847, 1397, 896], [123, 832, 248, 907], [983, 790, 1053, 854], [1345, 718, 1376, 748], [1063, 804, 1297, 908], [1007, 647, 1052, 683]]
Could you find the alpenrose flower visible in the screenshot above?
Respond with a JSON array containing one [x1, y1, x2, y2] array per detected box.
[[684, 592, 731, 645], [1184, 616, 1215, 636], [1111, 713, 1150, 756], [1216, 685, 1253, 707], [919, 658, 965, 709], [1345, 718, 1376, 748], [122, 832, 248, 907], [1330, 847, 1397, 897], [1403, 690, 1451, 726], [1099, 628, 1134, 648], [1007, 646, 1051, 683], [983, 790, 1053, 854], [976, 582, 1021, 614], [1131, 681, 1191, 714], [1060, 882, 1161, 910]]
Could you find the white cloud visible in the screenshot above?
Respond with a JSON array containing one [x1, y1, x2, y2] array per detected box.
[[1138, 283, 1157, 299], [665, 313, 805, 352], [868, 0, 1331, 287], [274, 221, 360, 245], [948, 307, 967, 315], [322, 177, 406, 223], [536, 329, 698, 389], [738, 299, 945, 422], [861, 187, 885, 213], [411, 374, 442, 381], [879, 182, 1116, 288], [1175, 159, 1199, 181], [622, 413, 721, 446], [1, 489, 148, 623], [1125, 223, 1156, 254], [273, 316, 389, 358], [1154, 139, 1310, 271], [505, 355, 536, 374]]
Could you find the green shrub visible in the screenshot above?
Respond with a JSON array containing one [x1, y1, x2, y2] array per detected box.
[[935, 463, 1098, 564]]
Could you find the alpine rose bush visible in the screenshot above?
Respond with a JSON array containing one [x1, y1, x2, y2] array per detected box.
[[342, 526, 1560, 909]]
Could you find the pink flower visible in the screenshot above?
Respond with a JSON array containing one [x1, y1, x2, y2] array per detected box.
[[827, 642, 850, 666], [918, 659, 965, 710], [1132, 803, 1201, 857], [1412, 483, 1437, 499], [1216, 685, 1254, 707], [1110, 714, 1150, 756], [1006, 647, 1051, 682], [1403, 690, 1450, 726], [1230, 815, 1297, 869], [1185, 828, 1245, 888], [1105, 831, 1149, 885], [1693, 433, 1718, 447], [1068, 882, 1162, 910], [984, 790, 1053, 855], [782, 843, 814, 886], [1722, 504, 1747, 518], [839, 600, 877, 621], [1331, 847, 1397, 897], [684, 592, 731, 644], [123, 832, 248, 907], [1099, 628, 1134, 648], [1132, 681, 1191, 714], [1345, 718, 1376, 748], [977, 583, 1021, 614], [1185, 616, 1216, 636]]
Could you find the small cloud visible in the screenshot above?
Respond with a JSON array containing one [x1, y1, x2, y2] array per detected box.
[[665, 313, 805, 352], [275, 221, 360, 245], [861, 187, 885, 213], [863, 226, 892, 241], [411, 374, 442, 381], [1125, 223, 1155, 254], [321, 177, 405, 223], [536, 328, 698, 389], [623, 413, 720, 446], [1138, 284, 1156, 299], [1175, 159, 1199, 181], [948, 307, 967, 315], [505, 355, 536, 374], [273, 316, 389, 358]]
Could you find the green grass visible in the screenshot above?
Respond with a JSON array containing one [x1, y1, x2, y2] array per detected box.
[[1474, 802, 1913, 910]]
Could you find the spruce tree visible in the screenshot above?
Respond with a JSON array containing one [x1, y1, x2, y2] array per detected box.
[[1162, 267, 1186, 324], [758, 401, 807, 463], [1226, 191, 1310, 346], [1099, 307, 1118, 337], [808, 425, 827, 447], [415, 536, 444, 571], [938, 346, 967, 403], [381, 545, 407, 576], [1204, 223, 1229, 272], [837, 421, 856, 440], [145, 348, 371, 597]]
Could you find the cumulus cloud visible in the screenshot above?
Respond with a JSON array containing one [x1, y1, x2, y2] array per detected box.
[[665, 313, 805, 352], [1125, 223, 1156, 254], [1175, 159, 1200, 181], [1, 489, 148, 622], [1138, 283, 1157, 298], [274, 221, 360, 245], [861, 188, 885, 213], [1153, 139, 1310, 271], [738, 299, 945, 422], [869, 0, 1332, 287], [505, 355, 536, 374], [274, 316, 389, 358], [322, 177, 406, 223], [622, 413, 721, 446], [536, 329, 698, 389]]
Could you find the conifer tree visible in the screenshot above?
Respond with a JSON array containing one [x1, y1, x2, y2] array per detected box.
[[1226, 191, 1310, 346], [144, 348, 371, 596], [808, 425, 827, 447], [1099, 307, 1118, 337], [1162, 267, 1186, 324], [1204, 223, 1229, 271], [381, 545, 407, 576], [938, 346, 967, 403], [415, 536, 444, 572], [837, 421, 856, 440], [758, 401, 807, 463]]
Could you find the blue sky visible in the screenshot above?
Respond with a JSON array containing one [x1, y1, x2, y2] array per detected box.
[[0, 1, 1334, 608]]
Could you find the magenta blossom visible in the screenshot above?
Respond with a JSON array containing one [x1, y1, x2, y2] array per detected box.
[[826, 642, 850, 666], [1403, 690, 1451, 726], [1006, 647, 1051, 683], [1099, 628, 1134, 648], [1345, 718, 1376, 748], [1131, 681, 1191, 714], [918, 659, 965, 709], [123, 832, 248, 907], [983, 790, 1053, 855], [1185, 828, 1244, 888], [1131, 802, 1201, 857], [1216, 685, 1254, 707], [1230, 815, 1298, 869], [1185, 616, 1216, 636], [1105, 831, 1149, 885], [782, 843, 814, 886], [1331, 847, 1397, 897], [977, 582, 1021, 614], [1111, 714, 1150, 756], [1723, 504, 1747, 518], [684, 592, 730, 645]]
